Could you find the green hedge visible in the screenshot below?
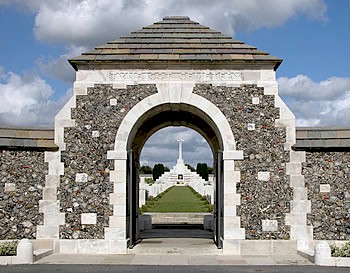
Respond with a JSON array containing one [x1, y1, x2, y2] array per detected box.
[[331, 241, 350, 257], [0, 241, 17, 256]]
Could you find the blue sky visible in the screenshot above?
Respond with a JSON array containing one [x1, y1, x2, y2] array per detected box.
[[0, 0, 349, 167]]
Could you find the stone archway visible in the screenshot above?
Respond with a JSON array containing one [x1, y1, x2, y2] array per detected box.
[[107, 83, 244, 253]]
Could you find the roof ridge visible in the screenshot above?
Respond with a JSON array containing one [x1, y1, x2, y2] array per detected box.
[[163, 16, 190, 20]]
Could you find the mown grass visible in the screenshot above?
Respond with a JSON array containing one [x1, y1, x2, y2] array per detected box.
[[141, 186, 213, 213]]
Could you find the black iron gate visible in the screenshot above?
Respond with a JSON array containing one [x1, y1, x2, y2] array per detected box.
[[215, 150, 224, 249], [127, 150, 138, 248]]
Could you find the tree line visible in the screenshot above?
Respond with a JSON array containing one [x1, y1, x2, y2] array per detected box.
[[141, 163, 212, 181]]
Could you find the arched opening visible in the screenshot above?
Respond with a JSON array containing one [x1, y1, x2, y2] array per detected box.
[[139, 126, 214, 239], [126, 103, 224, 249]]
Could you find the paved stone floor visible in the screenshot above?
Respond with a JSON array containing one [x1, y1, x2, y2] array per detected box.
[[36, 253, 313, 265]]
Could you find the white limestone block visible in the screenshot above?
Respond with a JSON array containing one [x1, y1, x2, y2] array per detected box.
[[74, 85, 88, 95], [107, 150, 127, 160], [224, 205, 237, 217], [108, 239, 128, 254], [138, 94, 158, 113], [290, 200, 311, 214], [44, 151, 60, 162], [44, 213, 65, 225], [55, 119, 75, 128], [223, 171, 241, 189], [110, 98, 118, 106], [39, 200, 60, 214], [36, 225, 59, 239], [224, 181, 236, 194], [224, 228, 245, 239], [48, 162, 64, 176], [112, 83, 127, 89], [59, 240, 78, 254], [275, 118, 295, 129], [202, 100, 220, 117], [223, 150, 244, 160], [43, 187, 57, 200], [109, 216, 126, 228], [320, 184, 331, 193], [156, 82, 170, 102], [258, 171, 270, 181], [116, 120, 132, 142], [75, 173, 88, 183], [180, 82, 194, 102], [124, 110, 139, 125], [45, 175, 60, 188], [285, 213, 307, 226], [224, 216, 241, 228], [247, 123, 255, 131], [104, 227, 125, 240], [289, 175, 305, 187], [293, 187, 307, 200], [314, 241, 334, 266], [223, 160, 235, 171], [260, 69, 276, 81], [16, 239, 33, 264], [224, 193, 241, 205], [286, 162, 302, 175], [109, 193, 126, 205], [92, 130, 100, 138], [262, 219, 278, 232], [110, 170, 127, 183], [81, 213, 97, 225], [259, 81, 278, 95], [114, 160, 127, 171], [290, 150, 306, 163], [113, 205, 126, 216], [252, 97, 260, 104], [223, 239, 241, 255], [169, 82, 182, 103], [4, 183, 16, 192]]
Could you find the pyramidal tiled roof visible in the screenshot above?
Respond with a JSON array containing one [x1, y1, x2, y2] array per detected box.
[[69, 16, 282, 70]]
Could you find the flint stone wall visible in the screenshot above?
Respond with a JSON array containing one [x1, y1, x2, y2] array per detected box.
[[0, 150, 46, 239], [193, 84, 291, 239], [0, 83, 348, 242], [303, 151, 350, 240], [59, 84, 157, 239]]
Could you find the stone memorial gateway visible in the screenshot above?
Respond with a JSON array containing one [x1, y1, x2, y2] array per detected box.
[[0, 16, 349, 256]]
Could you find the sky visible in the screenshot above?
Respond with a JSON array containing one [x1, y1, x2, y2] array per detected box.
[[0, 0, 349, 168]]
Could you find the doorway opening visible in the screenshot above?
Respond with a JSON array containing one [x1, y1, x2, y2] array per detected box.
[[125, 103, 224, 250]]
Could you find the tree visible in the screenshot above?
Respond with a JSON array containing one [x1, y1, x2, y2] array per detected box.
[[153, 164, 165, 181], [140, 165, 152, 174], [185, 164, 195, 172], [196, 163, 209, 181]]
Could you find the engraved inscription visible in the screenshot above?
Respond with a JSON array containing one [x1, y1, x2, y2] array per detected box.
[[106, 70, 242, 82]]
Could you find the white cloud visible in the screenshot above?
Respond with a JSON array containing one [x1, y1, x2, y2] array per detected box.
[[279, 75, 350, 126], [21, 0, 327, 48], [37, 46, 86, 83], [0, 70, 72, 127]]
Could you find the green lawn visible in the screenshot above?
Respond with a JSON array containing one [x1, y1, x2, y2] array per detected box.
[[141, 186, 212, 213]]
